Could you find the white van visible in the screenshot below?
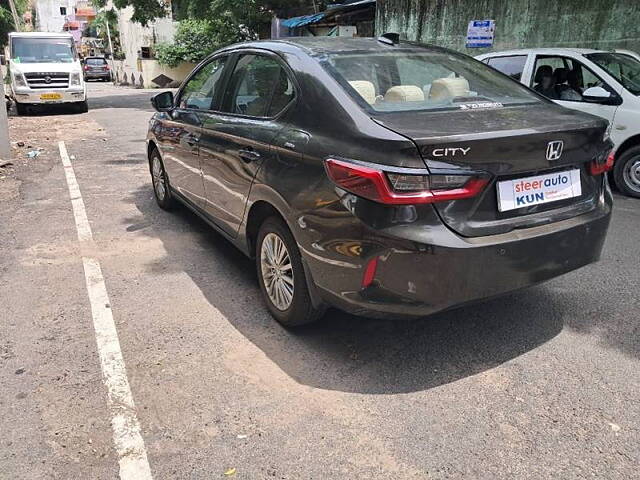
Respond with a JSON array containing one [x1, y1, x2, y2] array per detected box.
[[5, 32, 87, 114], [476, 48, 640, 198]]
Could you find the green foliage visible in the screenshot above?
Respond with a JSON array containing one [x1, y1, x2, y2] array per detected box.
[[0, 0, 29, 48], [90, 9, 122, 57], [97, 0, 313, 66], [155, 17, 254, 67]]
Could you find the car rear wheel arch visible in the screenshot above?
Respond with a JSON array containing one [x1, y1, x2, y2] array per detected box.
[[245, 201, 287, 259], [615, 133, 640, 161]]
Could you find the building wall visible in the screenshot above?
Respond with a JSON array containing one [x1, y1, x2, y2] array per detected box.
[[376, 0, 640, 53], [36, 0, 77, 33], [115, 6, 194, 88]]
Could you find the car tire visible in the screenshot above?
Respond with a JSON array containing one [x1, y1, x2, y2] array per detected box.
[[75, 100, 88, 113], [150, 149, 174, 210], [256, 216, 325, 327], [15, 103, 28, 115], [613, 145, 640, 198]]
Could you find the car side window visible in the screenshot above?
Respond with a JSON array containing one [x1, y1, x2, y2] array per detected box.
[[179, 57, 227, 110], [486, 55, 527, 81], [221, 54, 294, 118], [531, 55, 611, 103]]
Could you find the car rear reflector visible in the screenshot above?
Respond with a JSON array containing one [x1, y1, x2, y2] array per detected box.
[[362, 256, 379, 288], [324, 158, 488, 205], [589, 151, 615, 175]]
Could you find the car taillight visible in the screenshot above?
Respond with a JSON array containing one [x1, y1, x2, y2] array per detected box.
[[83, 65, 89, 70], [324, 158, 487, 205], [105, 64, 110, 70], [589, 151, 615, 175]]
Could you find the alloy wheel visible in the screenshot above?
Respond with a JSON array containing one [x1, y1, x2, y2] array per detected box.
[[260, 232, 295, 311]]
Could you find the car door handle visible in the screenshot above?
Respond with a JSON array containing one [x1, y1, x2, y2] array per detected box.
[[238, 148, 261, 163]]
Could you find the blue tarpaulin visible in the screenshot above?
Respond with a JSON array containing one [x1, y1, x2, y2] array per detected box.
[[281, 12, 327, 28]]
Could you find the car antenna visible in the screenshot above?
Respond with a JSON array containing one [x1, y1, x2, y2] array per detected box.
[[377, 32, 400, 46]]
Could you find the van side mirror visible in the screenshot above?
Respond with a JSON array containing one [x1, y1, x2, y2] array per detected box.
[[151, 91, 174, 112], [0, 55, 6, 66], [583, 86, 621, 105]]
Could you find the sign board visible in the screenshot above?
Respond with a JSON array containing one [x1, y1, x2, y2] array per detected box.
[[466, 20, 495, 48]]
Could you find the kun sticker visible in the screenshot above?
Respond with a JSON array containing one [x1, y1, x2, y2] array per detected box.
[[458, 102, 504, 110]]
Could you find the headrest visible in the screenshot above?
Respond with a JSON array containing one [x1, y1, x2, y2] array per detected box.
[[428, 77, 470, 100], [567, 69, 581, 85], [348, 81, 376, 105], [553, 67, 568, 83], [534, 65, 553, 83], [385, 85, 425, 102]]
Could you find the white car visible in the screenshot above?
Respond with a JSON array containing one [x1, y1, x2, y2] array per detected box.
[[4, 32, 87, 114], [477, 48, 640, 198]]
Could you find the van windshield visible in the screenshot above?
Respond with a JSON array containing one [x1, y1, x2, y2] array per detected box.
[[322, 50, 542, 112], [585, 52, 640, 95], [11, 37, 76, 63]]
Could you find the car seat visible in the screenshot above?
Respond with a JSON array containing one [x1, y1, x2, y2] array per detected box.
[[348, 81, 377, 105], [428, 77, 470, 101]]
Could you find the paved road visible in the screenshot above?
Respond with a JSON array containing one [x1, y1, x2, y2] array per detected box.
[[1, 83, 639, 479]]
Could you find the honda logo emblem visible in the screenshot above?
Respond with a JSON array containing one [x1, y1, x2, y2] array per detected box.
[[546, 141, 564, 161]]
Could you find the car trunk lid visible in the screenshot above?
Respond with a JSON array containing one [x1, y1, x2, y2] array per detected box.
[[372, 103, 610, 237]]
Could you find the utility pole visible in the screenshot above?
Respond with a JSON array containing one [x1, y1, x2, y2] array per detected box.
[[0, 80, 11, 160], [105, 14, 114, 61], [8, 0, 21, 32], [1, 0, 16, 159]]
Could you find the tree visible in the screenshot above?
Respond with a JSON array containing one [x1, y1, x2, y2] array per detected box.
[[155, 18, 254, 67], [100, 0, 316, 66], [0, 0, 28, 48]]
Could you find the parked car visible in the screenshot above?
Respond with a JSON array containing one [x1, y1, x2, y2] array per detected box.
[[82, 56, 112, 82], [5, 31, 87, 114], [147, 36, 613, 326], [477, 48, 640, 197]]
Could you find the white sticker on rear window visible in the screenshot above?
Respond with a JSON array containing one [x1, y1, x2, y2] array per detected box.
[[458, 102, 504, 110]]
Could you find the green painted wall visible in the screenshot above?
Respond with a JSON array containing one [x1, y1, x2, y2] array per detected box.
[[376, 0, 640, 53]]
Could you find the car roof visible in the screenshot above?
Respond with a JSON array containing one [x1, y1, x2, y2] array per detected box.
[[221, 37, 450, 56], [8, 31, 73, 38], [477, 47, 605, 57]]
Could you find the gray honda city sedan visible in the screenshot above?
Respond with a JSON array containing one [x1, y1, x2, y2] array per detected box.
[[147, 35, 613, 326]]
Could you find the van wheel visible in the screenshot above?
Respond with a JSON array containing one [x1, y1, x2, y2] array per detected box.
[[256, 217, 325, 327], [75, 100, 89, 113], [614, 146, 640, 198], [150, 149, 174, 210], [15, 103, 28, 115]]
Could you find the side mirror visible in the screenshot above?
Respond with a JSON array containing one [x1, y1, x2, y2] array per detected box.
[[583, 86, 620, 105], [0, 55, 6, 66], [151, 91, 174, 112]]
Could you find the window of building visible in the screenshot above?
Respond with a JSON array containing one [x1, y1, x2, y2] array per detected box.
[[60, 6, 67, 15]]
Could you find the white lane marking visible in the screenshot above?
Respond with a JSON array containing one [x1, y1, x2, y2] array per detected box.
[[58, 141, 153, 480]]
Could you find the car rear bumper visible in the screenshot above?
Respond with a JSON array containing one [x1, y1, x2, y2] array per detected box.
[[85, 72, 110, 79], [13, 88, 86, 104], [303, 183, 612, 319]]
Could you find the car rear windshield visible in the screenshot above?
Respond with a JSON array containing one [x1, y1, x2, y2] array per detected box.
[[585, 52, 640, 95], [322, 50, 542, 112], [86, 58, 107, 65]]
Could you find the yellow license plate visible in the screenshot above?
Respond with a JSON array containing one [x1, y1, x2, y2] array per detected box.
[[40, 93, 62, 100]]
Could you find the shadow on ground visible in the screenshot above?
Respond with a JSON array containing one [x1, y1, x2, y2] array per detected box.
[[121, 186, 585, 394], [88, 91, 157, 111]]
